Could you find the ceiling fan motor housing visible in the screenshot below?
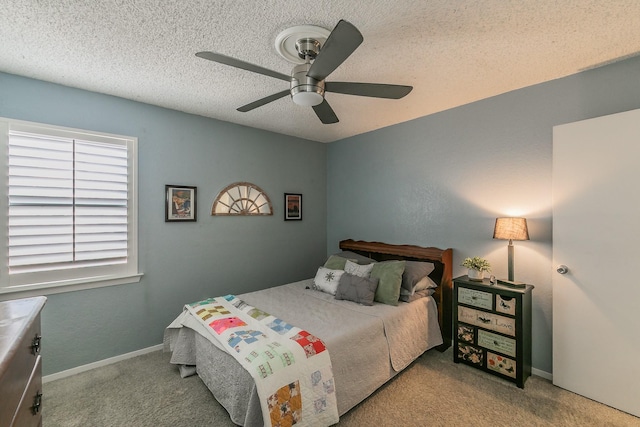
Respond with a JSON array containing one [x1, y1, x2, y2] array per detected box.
[[290, 62, 325, 106]]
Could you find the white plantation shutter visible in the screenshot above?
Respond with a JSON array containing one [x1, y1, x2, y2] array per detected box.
[[1, 119, 139, 292], [74, 139, 128, 262]]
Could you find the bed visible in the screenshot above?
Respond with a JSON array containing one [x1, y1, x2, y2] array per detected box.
[[164, 239, 452, 426]]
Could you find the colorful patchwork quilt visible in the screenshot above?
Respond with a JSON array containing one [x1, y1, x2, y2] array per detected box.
[[183, 295, 339, 427]]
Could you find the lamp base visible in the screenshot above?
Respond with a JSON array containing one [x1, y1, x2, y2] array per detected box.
[[497, 279, 527, 288]]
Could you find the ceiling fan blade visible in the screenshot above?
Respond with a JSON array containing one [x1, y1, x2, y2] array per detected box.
[[196, 51, 290, 82], [312, 99, 339, 124], [237, 90, 290, 112], [307, 20, 363, 81], [325, 82, 413, 99]]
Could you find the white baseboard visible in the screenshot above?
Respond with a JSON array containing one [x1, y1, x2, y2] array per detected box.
[[43, 344, 164, 383], [43, 343, 555, 384], [532, 367, 552, 381]]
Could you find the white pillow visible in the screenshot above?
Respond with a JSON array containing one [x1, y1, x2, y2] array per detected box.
[[313, 267, 344, 295], [344, 259, 374, 278]]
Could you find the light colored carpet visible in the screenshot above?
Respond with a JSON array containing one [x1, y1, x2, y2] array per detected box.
[[43, 348, 640, 426]]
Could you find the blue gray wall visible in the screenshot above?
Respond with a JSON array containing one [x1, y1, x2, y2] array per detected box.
[[3, 54, 639, 377], [327, 56, 640, 374], [0, 72, 327, 375]]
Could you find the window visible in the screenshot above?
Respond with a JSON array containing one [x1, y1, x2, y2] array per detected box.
[[0, 118, 140, 296]]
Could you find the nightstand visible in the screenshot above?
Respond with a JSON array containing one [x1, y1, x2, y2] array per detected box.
[[453, 275, 533, 388]]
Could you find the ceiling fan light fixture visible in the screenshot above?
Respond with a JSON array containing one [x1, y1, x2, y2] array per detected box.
[[291, 90, 324, 106]]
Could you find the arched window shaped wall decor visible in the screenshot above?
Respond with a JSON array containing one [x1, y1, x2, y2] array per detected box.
[[211, 182, 273, 216]]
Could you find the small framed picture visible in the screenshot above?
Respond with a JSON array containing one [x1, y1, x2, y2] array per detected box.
[[284, 193, 302, 221], [165, 185, 197, 222]]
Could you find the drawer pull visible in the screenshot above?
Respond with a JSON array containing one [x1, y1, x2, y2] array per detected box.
[[499, 300, 511, 310], [31, 334, 42, 355], [31, 391, 43, 415]]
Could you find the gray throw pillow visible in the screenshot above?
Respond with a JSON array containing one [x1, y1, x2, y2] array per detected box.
[[401, 261, 435, 295], [335, 273, 379, 306]]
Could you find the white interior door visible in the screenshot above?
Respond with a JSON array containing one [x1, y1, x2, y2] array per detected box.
[[552, 108, 640, 417]]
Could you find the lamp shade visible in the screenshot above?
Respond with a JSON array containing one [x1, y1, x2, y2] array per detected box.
[[493, 217, 529, 241]]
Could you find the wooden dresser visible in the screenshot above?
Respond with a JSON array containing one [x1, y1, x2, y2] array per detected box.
[[0, 296, 47, 427]]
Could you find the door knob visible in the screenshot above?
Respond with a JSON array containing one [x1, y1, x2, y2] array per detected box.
[[556, 265, 569, 274]]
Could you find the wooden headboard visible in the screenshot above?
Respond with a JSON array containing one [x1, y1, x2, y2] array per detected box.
[[339, 239, 452, 351]]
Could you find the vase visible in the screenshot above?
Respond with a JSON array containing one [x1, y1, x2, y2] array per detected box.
[[468, 269, 484, 281]]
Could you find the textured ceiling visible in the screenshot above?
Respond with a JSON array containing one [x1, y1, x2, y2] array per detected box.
[[1, 1, 640, 143]]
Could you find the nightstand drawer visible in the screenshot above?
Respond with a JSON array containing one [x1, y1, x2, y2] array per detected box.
[[457, 324, 475, 343], [487, 352, 516, 379], [458, 287, 493, 310], [477, 329, 516, 357], [457, 342, 484, 366], [495, 294, 516, 316], [457, 306, 516, 337]]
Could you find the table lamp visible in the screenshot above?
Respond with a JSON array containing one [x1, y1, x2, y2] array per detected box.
[[493, 217, 529, 287]]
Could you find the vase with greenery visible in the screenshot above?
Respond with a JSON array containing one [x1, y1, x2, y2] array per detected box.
[[462, 256, 491, 281]]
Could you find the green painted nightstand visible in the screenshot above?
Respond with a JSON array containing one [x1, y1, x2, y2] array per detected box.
[[453, 275, 533, 388]]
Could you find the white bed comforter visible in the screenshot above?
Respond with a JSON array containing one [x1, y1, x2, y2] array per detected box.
[[164, 279, 443, 426]]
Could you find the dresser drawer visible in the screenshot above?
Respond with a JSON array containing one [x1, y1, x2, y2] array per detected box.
[[495, 294, 516, 316], [477, 329, 516, 357], [457, 342, 484, 366], [487, 352, 516, 379], [458, 287, 493, 310], [457, 306, 516, 337], [0, 313, 41, 427], [11, 355, 43, 427]]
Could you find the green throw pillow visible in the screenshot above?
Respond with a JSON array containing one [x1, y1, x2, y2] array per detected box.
[[371, 260, 406, 306], [323, 255, 355, 270]]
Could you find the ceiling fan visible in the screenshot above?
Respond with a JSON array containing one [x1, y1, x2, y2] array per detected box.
[[196, 20, 413, 124]]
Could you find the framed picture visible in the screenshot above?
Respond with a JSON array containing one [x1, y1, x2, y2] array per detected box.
[[284, 193, 302, 221], [165, 185, 197, 222]]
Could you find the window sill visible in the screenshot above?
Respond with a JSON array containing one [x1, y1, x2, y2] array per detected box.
[[0, 273, 144, 301]]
